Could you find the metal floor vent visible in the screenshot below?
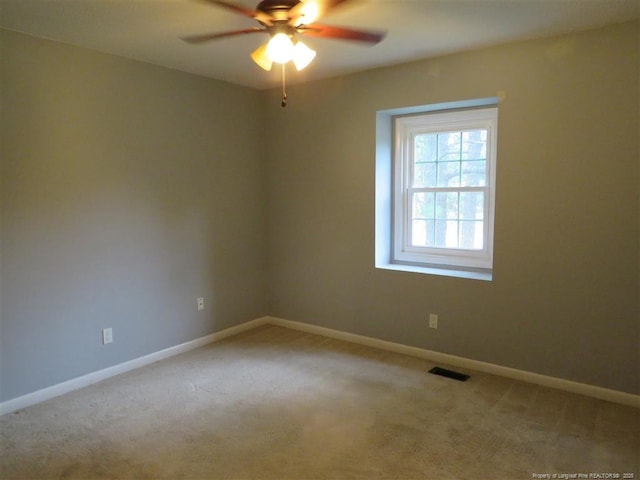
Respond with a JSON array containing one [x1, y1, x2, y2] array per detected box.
[[429, 367, 470, 382]]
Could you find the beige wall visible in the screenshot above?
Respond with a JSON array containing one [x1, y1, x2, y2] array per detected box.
[[0, 30, 269, 401], [265, 21, 639, 394]]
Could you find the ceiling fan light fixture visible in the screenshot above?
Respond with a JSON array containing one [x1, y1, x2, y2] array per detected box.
[[292, 40, 316, 71], [250, 42, 273, 71], [266, 32, 294, 64], [182, 0, 387, 106]]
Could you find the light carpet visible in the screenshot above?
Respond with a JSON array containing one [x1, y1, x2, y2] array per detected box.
[[1, 324, 638, 479]]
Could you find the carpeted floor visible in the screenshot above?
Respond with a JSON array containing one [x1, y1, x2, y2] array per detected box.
[[1, 324, 638, 479]]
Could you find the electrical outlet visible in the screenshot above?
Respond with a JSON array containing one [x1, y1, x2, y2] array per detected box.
[[428, 314, 438, 329], [102, 328, 113, 344], [197, 297, 204, 311]]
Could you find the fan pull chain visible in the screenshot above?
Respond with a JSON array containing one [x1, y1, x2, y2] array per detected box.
[[281, 63, 288, 108]]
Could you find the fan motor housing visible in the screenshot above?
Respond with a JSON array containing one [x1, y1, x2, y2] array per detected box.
[[257, 0, 300, 19]]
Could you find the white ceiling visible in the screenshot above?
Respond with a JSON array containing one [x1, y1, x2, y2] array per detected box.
[[1, 0, 638, 90]]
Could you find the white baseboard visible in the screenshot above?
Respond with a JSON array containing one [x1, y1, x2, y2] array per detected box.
[[2, 315, 637, 415], [0, 317, 269, 416], [265, 316, 640, 409]]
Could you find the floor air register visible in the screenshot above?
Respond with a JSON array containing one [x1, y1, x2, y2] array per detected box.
[[428, 367, 470, 382]]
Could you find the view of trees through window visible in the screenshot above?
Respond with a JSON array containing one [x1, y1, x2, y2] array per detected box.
[[411, 129, 487, 250]]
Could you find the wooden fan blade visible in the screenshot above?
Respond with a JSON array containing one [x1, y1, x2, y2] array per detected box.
[[288, 0, 350, 25], [199, 0, 273, 25], [299, 23, 386, 44], [181, 27, 265, 44]]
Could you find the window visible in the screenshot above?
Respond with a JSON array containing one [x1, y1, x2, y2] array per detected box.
[[391, 106, 498, 274]]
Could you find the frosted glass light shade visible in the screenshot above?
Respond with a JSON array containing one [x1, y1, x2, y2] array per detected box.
[[251, 34, 316, 72], [292, 41, 316, 71], [266, 33, 294, 64], [250, 43, 273, 71]]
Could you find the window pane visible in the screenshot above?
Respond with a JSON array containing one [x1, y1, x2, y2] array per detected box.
[[415, 134, 437, 163], [438, 132, 462, 161], [412, 192, 434, 220], [425, 192, 435, 219], [459, 192, 484, 220], [412, 219, 428, 246], [412, 219, 436, 247], [460, 160, 486, 187], [459, 220, 484, 249], [461, 130, 487, 160], [414, 133, 437, 187], [435, 192, 458, 220], [433, 220, 459, 248], [412, 192, 436, 247], [413, 162, 436, 187], [425, 219, 435, 246], [446, 220, 459, 247], [437, 160, 460, 187]]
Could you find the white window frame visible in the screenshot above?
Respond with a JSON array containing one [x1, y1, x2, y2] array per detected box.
[[392, 107, 498, 271]]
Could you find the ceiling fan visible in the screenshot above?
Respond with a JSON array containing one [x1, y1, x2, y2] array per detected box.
[[181, 0, 386, 106]]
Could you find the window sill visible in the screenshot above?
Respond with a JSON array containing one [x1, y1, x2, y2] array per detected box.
[[375, 262, 493, 281]]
